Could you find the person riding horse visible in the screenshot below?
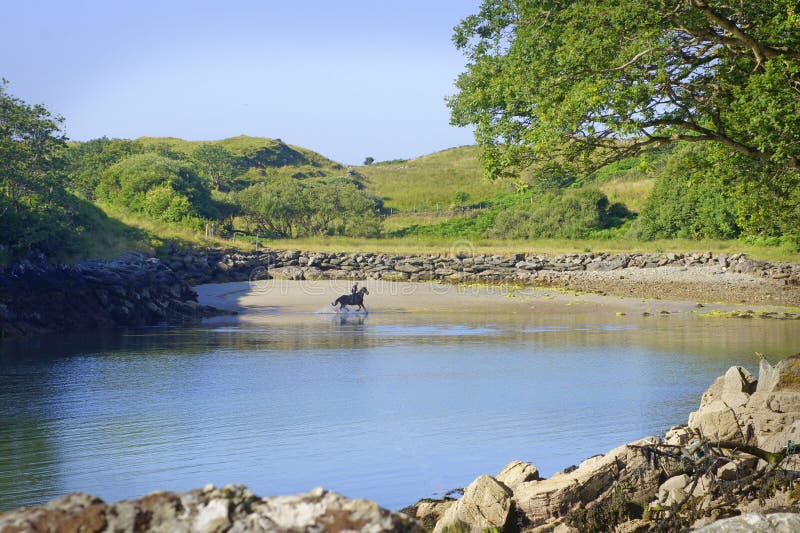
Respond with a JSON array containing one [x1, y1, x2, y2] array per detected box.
[[332, 286, 369, 312]]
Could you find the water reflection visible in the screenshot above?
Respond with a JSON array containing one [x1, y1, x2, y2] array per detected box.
[[0, 309, 798, 511]]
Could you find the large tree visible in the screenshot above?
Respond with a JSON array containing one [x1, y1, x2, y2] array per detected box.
[[0, 81, 74, 260], [449, 0, 800, 180]]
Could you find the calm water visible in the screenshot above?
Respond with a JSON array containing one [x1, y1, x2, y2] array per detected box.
[[1, 300, 799, 511]]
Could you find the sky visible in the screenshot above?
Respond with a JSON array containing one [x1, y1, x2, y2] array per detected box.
[[1, 1, 482, 165]]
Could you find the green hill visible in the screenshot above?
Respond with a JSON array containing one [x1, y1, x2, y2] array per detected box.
[[356, 146, 508, 211], [137, 135, 348, 187]]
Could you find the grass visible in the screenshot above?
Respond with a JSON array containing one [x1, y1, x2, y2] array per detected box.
[[92, 203, 256, 255], [599, 178, 655, 214], [357, 146, 507, 212]]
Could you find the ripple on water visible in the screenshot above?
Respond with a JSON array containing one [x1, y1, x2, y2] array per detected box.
[[1, 312, 799, 511]]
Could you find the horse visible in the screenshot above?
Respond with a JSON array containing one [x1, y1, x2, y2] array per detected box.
[[332, 286, 369, 312]]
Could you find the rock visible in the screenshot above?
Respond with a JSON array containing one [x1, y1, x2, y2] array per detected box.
[[0, 493, 106, 533], [433, 475, 514, 533], [496, 460, 540, 490], [688, 399, 744, 441], [664, 425, 692, 446], [721, 366, 757, 408], [513, 439, 664, 528], [408, 499, 455, 530], [193, 498, 231, 533], [756, 356, 800, 394], [693, 512, 800, 532], [688, 355, 800, 451], [267, 266, 305, 280], [657, 474, 690, 506], [255, 486, 422, 532], [0, 486, 423, 533]]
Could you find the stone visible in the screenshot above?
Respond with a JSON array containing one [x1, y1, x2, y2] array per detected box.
[[513, 439, 664, 528], [410, 500, 455, 530], [433, 475, 514, 533], [693, 512, 800, 532], [267, 266, 305, 280], [699, 376, 726, 408], [496, 460, 540, 490], [657, 474, 690, 506], [193, 498, 231, 533], [664, 425, 692, 446], [688, 400, 744, 441], [756, 355, 800, 394], [721, 366, 757, 408], [0, 486, 423, 533]]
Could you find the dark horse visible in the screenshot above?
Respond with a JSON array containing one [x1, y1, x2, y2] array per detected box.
[[332, 287, 369, 312]]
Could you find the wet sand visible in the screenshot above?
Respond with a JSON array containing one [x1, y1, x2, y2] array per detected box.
[[195, 279, 797, 320]]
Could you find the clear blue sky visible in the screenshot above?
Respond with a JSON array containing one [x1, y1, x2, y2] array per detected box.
[[1, 1, 481, 165]]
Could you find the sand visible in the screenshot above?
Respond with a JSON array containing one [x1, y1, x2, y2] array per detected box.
[[195, 277, 797, 321]]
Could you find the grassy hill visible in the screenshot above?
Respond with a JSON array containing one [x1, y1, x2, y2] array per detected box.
[[137, 135, 349, 186], [356, 146, 508, 212]]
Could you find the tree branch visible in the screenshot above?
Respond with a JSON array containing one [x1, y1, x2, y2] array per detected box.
[[689, 1, 800, 62]]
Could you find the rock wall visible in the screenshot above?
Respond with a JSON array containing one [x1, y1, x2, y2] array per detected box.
[[167, 248, 800, 286], [0, 253, 224, 338]]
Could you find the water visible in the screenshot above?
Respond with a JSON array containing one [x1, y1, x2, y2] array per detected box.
[[1, 290, 799, 512]]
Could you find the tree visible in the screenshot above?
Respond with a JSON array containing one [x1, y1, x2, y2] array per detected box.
[[192, 144, 239, 191], [0, 81, 75, 260], [449, 0, 800, 180], [363, 156, 375, 165], [97, 153, 216, 224], [236, 178, 310, 237], [0, 80, 66, 203], [64, 137, 141, 198]]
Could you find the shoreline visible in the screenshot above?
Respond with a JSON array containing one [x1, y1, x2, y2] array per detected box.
[[172, 248, 800, 309], [194, 278, 800, 323]]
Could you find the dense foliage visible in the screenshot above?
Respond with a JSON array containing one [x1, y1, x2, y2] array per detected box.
[[450, 0, 800, 179], [399, 187, 630, 240], [631, 145, 739, 240], [492, 187, 630, 239], [0, 82, 77, 261], [96, 153, 217, 226], [237, 178, 383, 238]]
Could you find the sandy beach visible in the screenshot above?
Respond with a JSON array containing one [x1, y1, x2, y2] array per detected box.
[[195, 277, 799, 320]]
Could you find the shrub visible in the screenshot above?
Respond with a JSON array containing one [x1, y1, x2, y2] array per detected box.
[[490, 187, 625, 239], [97, 153, 216, 223], [631, 144, 740, 240]]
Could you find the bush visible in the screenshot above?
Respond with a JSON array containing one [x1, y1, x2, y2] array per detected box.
[[631, 144, 740, 240], [96, 153, 216, 223], [490, 187, 626, 239], [236, 177, 382, 238]]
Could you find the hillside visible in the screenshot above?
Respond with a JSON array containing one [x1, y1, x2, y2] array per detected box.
[[356, 146, 507, 212], [137, 135, 348, 187]]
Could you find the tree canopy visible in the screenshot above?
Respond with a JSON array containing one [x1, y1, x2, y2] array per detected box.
[[449, 0, 800, 180], [0, 81, 75, 260]]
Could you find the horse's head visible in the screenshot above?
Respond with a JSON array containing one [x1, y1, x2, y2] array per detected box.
[[360, 287, 369, 295]]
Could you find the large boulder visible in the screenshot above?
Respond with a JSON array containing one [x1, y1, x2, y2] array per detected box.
[[253, 486, 423, 532], [512, 438, 665, 529], [496, 460, 540, 490], [756, 356, 800, 394], [433, 475, 514, 533], [688, 356, 800, 452]]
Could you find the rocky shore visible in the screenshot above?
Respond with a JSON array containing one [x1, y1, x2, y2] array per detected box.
[[404, 355, 800, 532], [167, 248, 800, 307], [3, 355, 800, 532], [0, 253, 226, 338]]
